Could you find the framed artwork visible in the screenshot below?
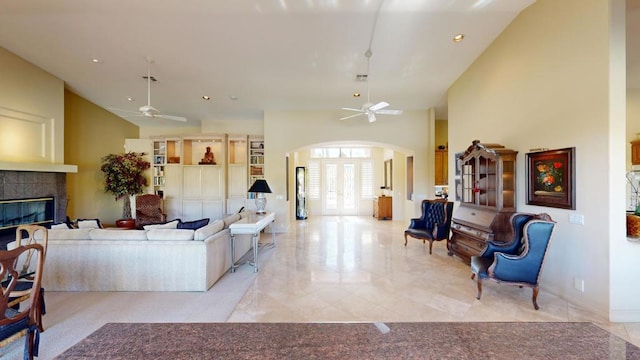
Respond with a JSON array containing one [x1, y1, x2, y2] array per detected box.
[[384, 159, 393, 190], [526, 147, 575, 209]]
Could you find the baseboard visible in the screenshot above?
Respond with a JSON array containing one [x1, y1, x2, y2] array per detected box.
[[610, 310, 640, 322]]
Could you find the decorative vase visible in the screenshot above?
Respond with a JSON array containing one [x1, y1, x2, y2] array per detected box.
[[115, 218, 136, 229]]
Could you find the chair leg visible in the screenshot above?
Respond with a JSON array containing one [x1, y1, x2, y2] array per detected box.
[[471, 273, 476, 280], [404, 234, 408, 246], [476, 278, 483, 300], [532, 286, 540, 310], [428, 240, 433, 254]]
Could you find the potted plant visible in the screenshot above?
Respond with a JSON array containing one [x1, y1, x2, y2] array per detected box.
[[100, 152, 150, 227]]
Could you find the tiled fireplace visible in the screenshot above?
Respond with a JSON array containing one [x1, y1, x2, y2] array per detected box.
[[0, 170, 67, 248]]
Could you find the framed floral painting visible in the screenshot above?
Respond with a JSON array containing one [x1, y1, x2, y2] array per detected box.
[[526, 147, 575, 209]]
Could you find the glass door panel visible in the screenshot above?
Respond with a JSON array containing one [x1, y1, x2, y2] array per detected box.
[[322, 160, 358, 215]]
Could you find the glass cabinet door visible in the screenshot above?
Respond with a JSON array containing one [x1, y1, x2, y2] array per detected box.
[[457, 142, 517, 211]]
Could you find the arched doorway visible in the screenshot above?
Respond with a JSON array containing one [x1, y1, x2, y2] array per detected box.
[[288, 141, 411, 220]]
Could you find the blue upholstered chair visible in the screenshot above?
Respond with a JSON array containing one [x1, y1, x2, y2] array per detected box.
[[477, 213, 545, 260], [0, 244, 45, 360], [404, 199, 454, 254], [470, 216, 556, 310]]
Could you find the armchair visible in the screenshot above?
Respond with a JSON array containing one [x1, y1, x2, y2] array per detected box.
[[404, 199, 454, 254], [470, 217, 556, 310], [477, 212, 552, 259], [135, 194, 167, 229], [0, 244, 45, 360]]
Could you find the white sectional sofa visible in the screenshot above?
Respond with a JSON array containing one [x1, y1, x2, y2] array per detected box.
[[35, 212, 252, 292]]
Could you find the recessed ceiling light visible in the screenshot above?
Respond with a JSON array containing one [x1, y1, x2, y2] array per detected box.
[[127, 97, 135, 102], [91, 58, 101, 63], [202, 95, 211, 100], [229, 95, 238, 101], [453, 34, 465, 42], [353, 92, 360, 98]]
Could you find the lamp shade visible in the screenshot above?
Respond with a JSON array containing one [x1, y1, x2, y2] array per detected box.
[[248, 179, 272, 193]]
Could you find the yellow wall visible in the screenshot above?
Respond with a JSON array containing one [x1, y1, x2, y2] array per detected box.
[[0, 47, 65, 163], [434, 120, 448, 150], [65, 90, 139, 223], [449, 0, 631, 319]]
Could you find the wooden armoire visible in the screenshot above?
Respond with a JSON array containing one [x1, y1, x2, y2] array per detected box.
[[448, 140, 518, 263]]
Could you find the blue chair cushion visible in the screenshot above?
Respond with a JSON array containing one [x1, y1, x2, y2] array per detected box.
[[178, 218, 210, 230], [425, 203, 445, 225], [0, 308, 28, 342]]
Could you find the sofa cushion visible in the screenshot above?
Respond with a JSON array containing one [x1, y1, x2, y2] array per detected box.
[[38, 228, 92, 240], [177, 218, 209, 230], [146, 229, 194, 241], [89, 229, 148, 241], [50, 222, 73, 229], [143, 219, 180, 230], [76, 218, 102, 229], [222, 213, 241, 229], [193, 220, 224, 241]]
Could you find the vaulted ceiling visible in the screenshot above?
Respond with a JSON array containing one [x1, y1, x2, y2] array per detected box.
[[0, 1, 636, 128]]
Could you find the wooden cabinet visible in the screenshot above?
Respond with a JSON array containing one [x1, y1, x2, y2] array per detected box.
[[435, 149, 448, 185], [632, 140, 640, 165], [373, 196, 392, 220], [182, 165, 224, 220], [125, 134, 260, 220], [448, 141, 517, 263]]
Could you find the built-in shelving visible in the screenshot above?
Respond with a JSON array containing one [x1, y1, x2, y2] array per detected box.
[[248, 137, 265, 198]]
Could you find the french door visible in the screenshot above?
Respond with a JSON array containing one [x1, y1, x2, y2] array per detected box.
[[322, 160, 358, 215]]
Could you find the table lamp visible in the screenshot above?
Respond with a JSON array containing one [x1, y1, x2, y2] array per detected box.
[[248, 179, 272, 214]]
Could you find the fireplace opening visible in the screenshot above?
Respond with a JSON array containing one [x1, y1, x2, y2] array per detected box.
[[0, 197, 55, 247]]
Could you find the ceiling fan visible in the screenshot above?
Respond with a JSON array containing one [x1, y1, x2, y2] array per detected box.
[[110, 58, 187, 122], [340, 50, 403, 123], [340, 0, 402, 123]]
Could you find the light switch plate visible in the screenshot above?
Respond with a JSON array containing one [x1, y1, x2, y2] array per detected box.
[[569, 214, 584, 225]]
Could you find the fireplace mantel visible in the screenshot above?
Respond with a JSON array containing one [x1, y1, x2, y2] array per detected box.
[[0, 161, 77, 173]]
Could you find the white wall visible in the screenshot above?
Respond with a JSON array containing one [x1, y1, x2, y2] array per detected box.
[[264, 109, 434, 232], [449, 0, 632, 320]]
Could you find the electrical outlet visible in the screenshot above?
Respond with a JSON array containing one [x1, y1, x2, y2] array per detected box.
[[574, 277, 585, 292], [569, 214, 584, 225]]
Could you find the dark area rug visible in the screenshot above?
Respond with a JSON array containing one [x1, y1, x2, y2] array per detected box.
[[55, 322, 640, 359]]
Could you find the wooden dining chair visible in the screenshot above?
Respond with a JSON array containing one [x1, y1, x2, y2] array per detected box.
[[0, 244, 45, 360], [10, 225, 48, 332]]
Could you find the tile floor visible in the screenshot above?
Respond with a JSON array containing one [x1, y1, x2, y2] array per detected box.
[[2, 215, 639, 359], [229, 215, 640, 347]]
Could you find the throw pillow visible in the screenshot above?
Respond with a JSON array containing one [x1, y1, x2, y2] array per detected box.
[[177, 218, 210, 230], [50, 222, 73, 229], [76, 218, 102, 229], [143, 219, 180, 230]]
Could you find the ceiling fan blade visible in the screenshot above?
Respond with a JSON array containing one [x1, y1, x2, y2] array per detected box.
[[369, 101, 389, 111], [367, 112, 376, 123], [341, 107, 364, 112], [340, 113, 365, 120], [375, 109, 403, 115], [156, 114, 188, 122], [108, 107, 141, 115]]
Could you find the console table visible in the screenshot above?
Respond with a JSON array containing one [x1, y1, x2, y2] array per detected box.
[[230, 212, 275, 272]]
